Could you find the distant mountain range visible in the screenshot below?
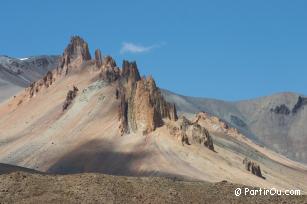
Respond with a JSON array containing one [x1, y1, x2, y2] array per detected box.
[[0, 55, 59, 102], [163, 90, 307, 164]]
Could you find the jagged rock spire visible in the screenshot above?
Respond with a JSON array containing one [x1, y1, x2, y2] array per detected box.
[[24, 37, 178, 134], [102, 56, 117, 69], [58, 36, 91, 75], [121, 60, 141, 82], [117, 60, 178, 135], [95, 49, 103, 68], [64, 36, 91, 61], [94, 49, 117, 70]]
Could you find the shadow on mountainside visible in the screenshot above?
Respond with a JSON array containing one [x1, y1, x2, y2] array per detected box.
[[47, 139, 193, 180], [0, 163, 42, 175]]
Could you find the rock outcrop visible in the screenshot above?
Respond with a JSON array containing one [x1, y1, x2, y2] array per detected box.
[[99, 56, 120, 83], [102, 56, 117, 70], [191, 123, 214, 150], [27, 71, 55, 98], [270, 104, 290, 115], [58, 36, 91, 75], [292, 96, 307, 114], [167, 115, 214, 151], [114, 61, 178, 135], [193, 112, 229, 132], [243, 158, 264, 179], [63, 86, 79, 111], [193, 112, 249, 142], [94, 49, 103, 68], [167, 117, 190, 145], [64, 36, 91, 61]]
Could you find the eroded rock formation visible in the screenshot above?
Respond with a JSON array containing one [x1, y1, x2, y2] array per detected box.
[[115, 61, 178, 135], [243, 158, 264, 179], [191, 123, 214, 150], [64, 36, 91, 61], [63, 86, 79, 111], [23, 36, 178, 136], [167, 115, 214, 151], [193, 112, 248, 141], [193, 112, 229, 132], [292, 96, 307, 114], [99, 56, 120, 83], [102, 56, 117, 70], [58, 36, 91, 75], [94, 49, 103, 68], [27, 71, 55, 98]]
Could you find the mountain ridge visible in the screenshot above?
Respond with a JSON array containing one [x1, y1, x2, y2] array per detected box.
[[0, 55, 59, 103], [0, 36, 306, 195], [162, 89, 307, 164], [1, 42, 306, 165]]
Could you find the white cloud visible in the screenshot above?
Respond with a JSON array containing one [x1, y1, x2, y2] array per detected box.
[[120, 42, 164, 54]]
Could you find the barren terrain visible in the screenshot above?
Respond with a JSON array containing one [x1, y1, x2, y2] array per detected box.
[[0, 37, 306, 203], [0, 171, 306, 204]]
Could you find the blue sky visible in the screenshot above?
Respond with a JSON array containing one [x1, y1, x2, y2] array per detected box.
[[1, 0, 306, 100]]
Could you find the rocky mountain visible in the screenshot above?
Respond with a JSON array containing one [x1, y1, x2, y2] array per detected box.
[[0, 55, 59, 102], [162, 90, 307, 164], [0, 36, 307, 195]]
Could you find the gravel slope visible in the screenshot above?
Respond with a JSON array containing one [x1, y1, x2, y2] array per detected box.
[[0, 171, 306, 204]]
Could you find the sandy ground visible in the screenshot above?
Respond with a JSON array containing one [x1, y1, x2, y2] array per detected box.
[[0, 66, 306, 196]]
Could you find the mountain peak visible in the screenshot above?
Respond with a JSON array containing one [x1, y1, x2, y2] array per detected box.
[[57, 36, 91, 75], [65, 36, 91, 61]]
